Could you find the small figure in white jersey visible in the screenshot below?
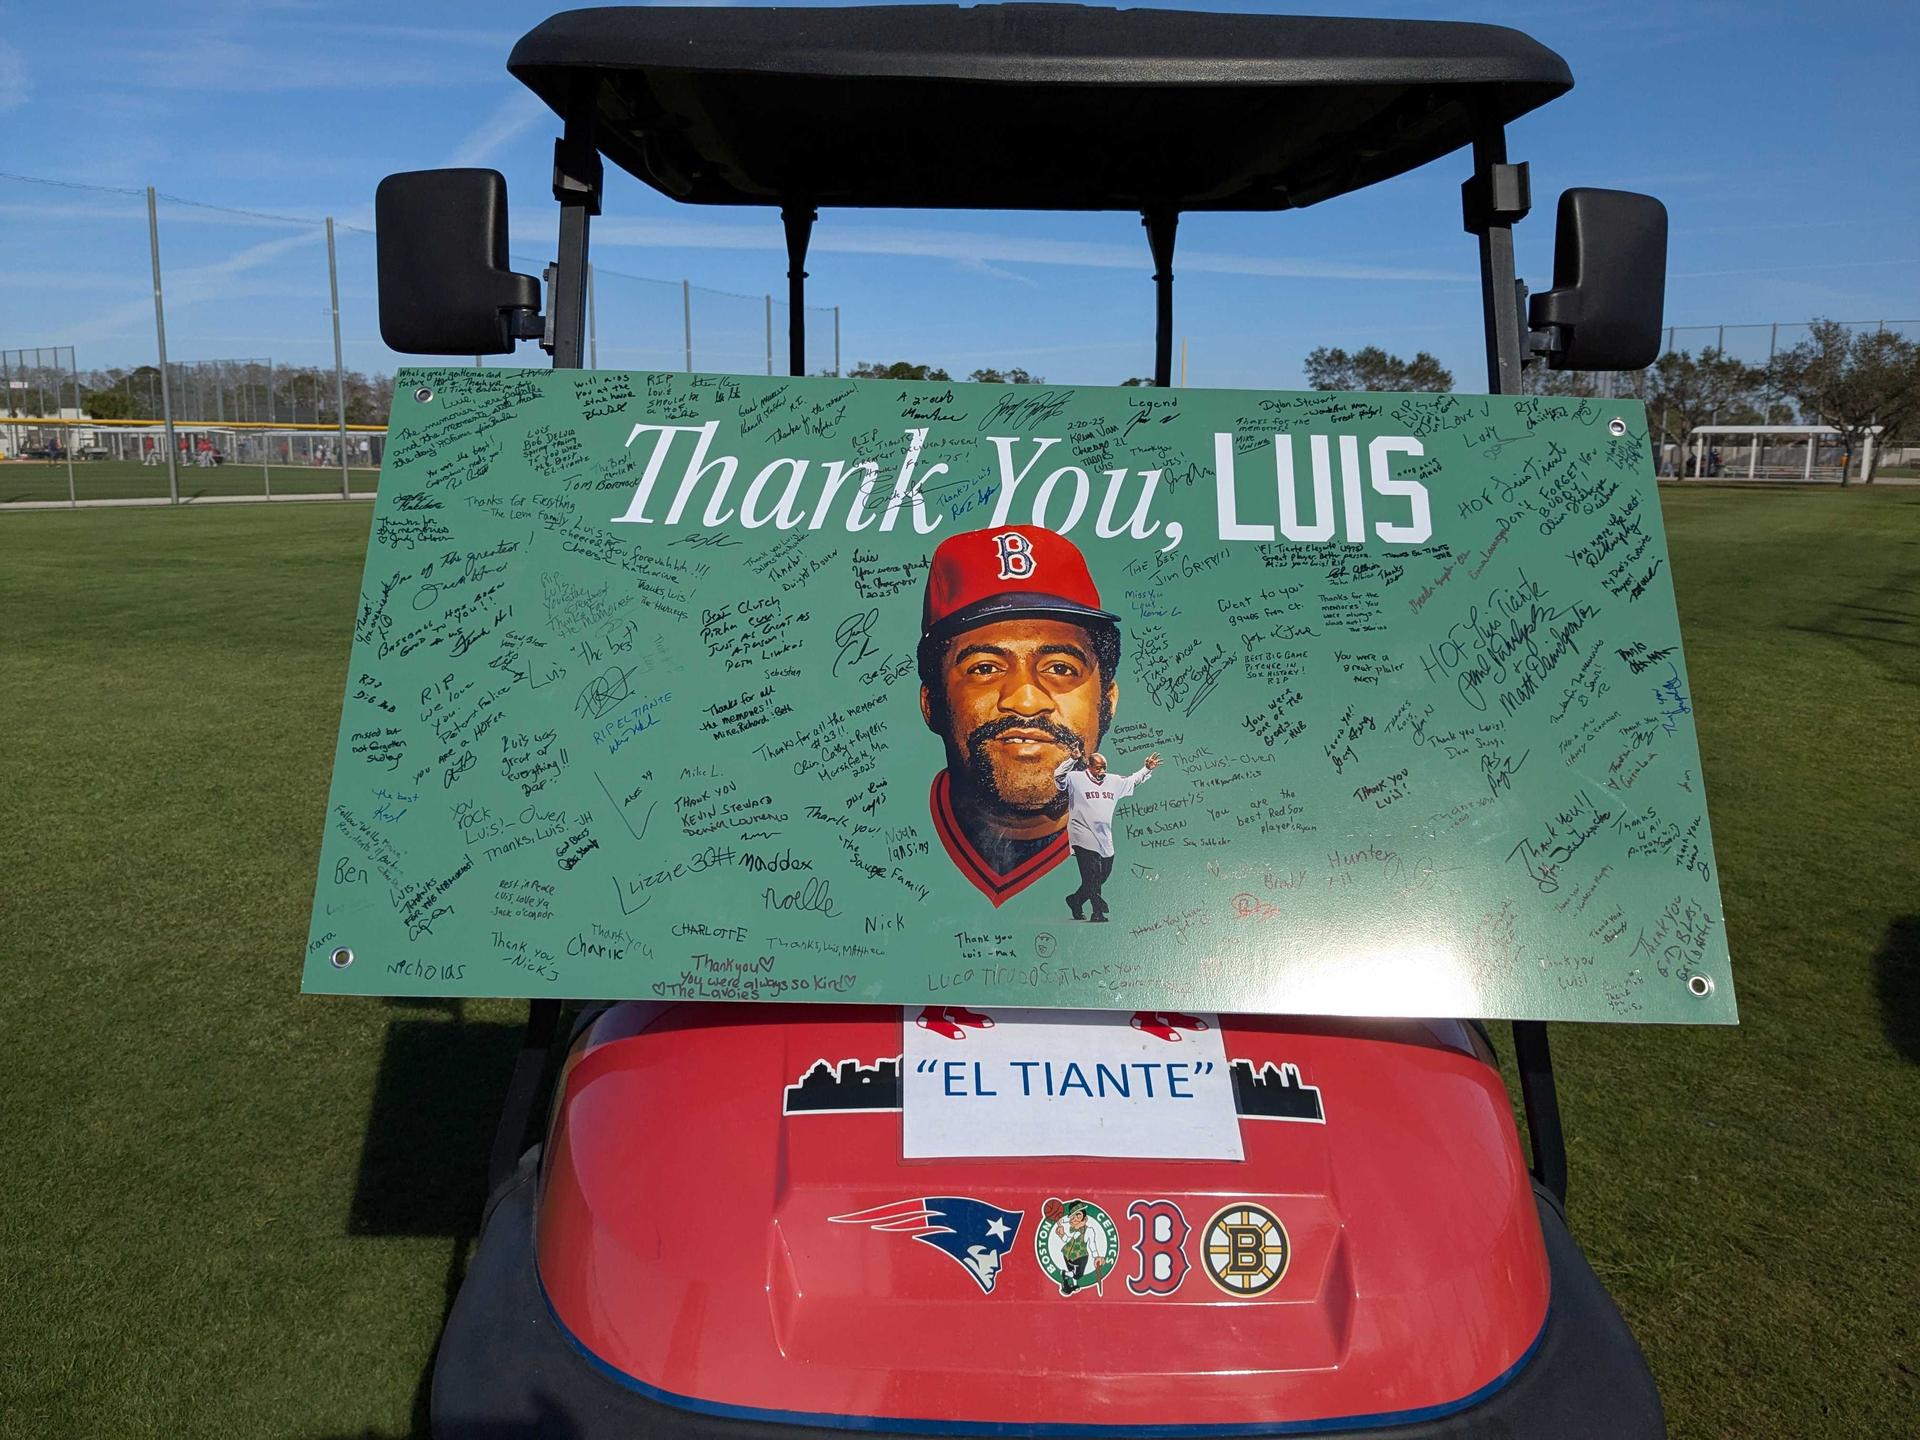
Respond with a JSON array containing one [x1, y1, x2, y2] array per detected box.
[[1053, 744, 1162, 922]]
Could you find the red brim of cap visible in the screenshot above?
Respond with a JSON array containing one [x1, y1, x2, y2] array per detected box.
[[925, 591, 1121, 642]]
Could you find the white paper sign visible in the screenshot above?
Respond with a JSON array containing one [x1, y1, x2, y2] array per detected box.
[[901, 1006, 1244, 1161]]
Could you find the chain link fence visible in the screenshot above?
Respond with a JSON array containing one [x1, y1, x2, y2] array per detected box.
[[1525, 317, 1919, 482], [577, 263, 839, 377], [1, 170, 845, 507], [1530, 319, 1920, 403]]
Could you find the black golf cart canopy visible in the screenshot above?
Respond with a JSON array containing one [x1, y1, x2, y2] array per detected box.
[[381, 4, 1659, 397], [507, 4, 1571, 212]]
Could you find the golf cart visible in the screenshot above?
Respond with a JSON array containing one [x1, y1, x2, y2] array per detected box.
[[373, 6, 1671, 1436]]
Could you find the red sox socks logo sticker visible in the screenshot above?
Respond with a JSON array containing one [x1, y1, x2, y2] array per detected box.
[[992, 530, 1036, 580], [1126, 1200, 1191, 1295], [1130, 1011, 1210, 1042], [915, 1004, 995, 1040]]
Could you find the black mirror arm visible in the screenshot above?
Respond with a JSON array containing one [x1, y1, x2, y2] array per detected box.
[[507, 307, 546, 343], [1525, 314, 1565, 367]]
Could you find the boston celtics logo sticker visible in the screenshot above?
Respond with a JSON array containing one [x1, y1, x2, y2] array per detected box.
[[1201, 1203, 1289, 1296], [1035, 1198, 1119, 1295]]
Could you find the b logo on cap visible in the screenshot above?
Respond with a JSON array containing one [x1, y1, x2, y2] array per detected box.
[[993, 532, 1036, 581]]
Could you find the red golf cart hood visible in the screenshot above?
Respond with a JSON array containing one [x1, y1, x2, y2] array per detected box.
[[536, 1003, 1548, 1432]]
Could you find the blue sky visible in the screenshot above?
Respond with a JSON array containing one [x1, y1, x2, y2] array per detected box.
[[1, 0, 1915, 389]]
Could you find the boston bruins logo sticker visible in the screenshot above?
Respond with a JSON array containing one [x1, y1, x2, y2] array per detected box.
[[1201, 1203, 1289, 1297]]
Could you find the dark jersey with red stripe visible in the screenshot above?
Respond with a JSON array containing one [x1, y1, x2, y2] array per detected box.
[[928, 770, 1069, 906]]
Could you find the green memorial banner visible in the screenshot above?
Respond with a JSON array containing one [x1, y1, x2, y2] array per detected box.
[[305, 368, 1734, 1024]]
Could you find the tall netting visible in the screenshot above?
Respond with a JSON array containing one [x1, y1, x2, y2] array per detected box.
[[1, 168, 868, 505], [676, 282, 838, 377], [0, 344, 78, 420], [583, 266, 688, 373], [0, 171, 153, 410], [524, 261, 842, 377], [0, 345, 83, 504], [1664, 321, 1920, 423], [1527, 319, 1919, 482]]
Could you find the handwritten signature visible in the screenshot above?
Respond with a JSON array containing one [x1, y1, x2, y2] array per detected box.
[[833, 609, 880, 678], [1482, 747, 1531, 799], [575, 663, 638, 720]]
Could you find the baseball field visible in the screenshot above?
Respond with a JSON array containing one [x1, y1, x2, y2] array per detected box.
[[1, 485, 1915, 1437], [0, 457, 379, 505]]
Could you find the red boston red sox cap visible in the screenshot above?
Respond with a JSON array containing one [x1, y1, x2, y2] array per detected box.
[[921, 525, 1118, 641]]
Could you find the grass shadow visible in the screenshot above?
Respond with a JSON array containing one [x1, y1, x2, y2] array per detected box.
[[1874, 915, 1920, 1065], [346, 1009, 527, 1439], [349, 1011, 521, 1238]]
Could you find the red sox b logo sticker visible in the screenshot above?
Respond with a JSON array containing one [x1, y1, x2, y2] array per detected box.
[[1126, 1200, 1190, 1295], [993, 531, 1036, 580]]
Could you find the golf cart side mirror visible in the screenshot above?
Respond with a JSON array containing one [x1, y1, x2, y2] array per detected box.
[[1527, 189, 1668, 371], [375, 169, 544, 355]]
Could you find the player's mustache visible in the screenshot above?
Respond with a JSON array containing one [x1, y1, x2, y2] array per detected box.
[[965, 715, 1080, 750]]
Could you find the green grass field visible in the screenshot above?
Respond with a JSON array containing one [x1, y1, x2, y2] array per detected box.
[[0, 457, 378, 505], [2, 488, 1916, 1438]]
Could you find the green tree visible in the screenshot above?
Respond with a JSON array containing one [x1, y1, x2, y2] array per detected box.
[[1633, 348, 1767, 472], [1304, 345, 1453, 393], [82, 386, 138, 420], [1525, 367, 1603, 398], [849, 360, 952, 381], [967, 367, 1046, 385], [1118, 376, 1154, 387], [1769, 320, 1920, 484]]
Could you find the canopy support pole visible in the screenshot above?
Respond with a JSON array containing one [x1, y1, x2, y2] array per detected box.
[[783, 206, 816, 378], [1462, 124, 1530, 395], [488, 998, 566, 1193], [489, 97, 601, 1193], [1513, 1019, 1568, 1207], [1465, 119, 1565, 1208], [548, 107, 602, 371], [1143, 209, 1179, 388]]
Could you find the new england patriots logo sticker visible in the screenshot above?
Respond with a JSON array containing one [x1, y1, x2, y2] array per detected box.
[[830, 1197, 1024, 1294]]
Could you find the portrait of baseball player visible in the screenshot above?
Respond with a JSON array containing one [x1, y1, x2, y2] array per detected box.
[[918, 524, 1159, 907]]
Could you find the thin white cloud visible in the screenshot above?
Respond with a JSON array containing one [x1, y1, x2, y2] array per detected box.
[[590, 218, 1457, 283], [1671, 258, 1920, 279], [99, 35, 492, 91], [446, 92, 550, 168], [953, 256, 1042, 288], [289, 21, 522, 50], [66, 228, 329, 343], [0, 38, 28, 113]]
